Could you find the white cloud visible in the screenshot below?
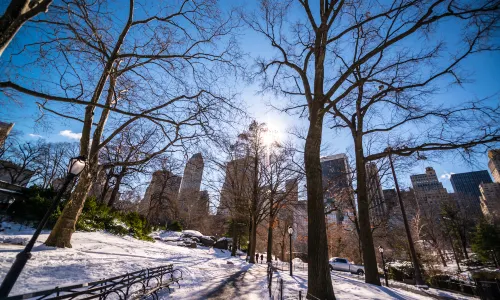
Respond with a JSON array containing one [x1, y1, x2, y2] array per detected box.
[[28, 133, 42, 138], [440, 172, 455, 180], [59, 130, 82, 140]]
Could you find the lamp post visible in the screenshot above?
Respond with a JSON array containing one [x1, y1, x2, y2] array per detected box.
[[288, 226, 293, 276], [0, 156, 86, 297], [379, 246, 389, 287], [385, 147, 425, 286], [246, 241, 250, 262]]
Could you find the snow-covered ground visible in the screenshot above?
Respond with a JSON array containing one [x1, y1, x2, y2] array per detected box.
[[271, 267, 478, 300], [0, 223, 480, 299], [0, 224, 266, 299]]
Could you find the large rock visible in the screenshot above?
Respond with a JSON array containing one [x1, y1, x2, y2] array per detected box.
[[199, 236, 215, 247], [213, 237, 229, 250], [186, 241, 197, 248]]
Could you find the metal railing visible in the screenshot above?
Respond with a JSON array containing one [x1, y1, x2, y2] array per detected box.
[[475, 279, 500, 300], [267, 262, 285, 300], [3, 264, 182, 300]]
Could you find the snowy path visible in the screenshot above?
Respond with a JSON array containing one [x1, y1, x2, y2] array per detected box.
[[200, 263, 268, 299]]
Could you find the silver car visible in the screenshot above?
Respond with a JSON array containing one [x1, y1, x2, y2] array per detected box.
[[329, 257, 365, 275]]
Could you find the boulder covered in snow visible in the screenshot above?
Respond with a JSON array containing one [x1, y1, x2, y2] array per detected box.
[[187, 242, 197, 248], [181, 230, 204, 238], [199, 236, 216, 247], [213, 237, 231, 250], [152, 230, 183, 242], [153, 229, 220, 248]]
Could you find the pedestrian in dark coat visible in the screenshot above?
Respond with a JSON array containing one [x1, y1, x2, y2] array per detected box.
[[260, 254, 264, 263], [255, 253, 259, 263]]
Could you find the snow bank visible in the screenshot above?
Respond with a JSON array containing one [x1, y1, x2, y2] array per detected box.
[[0, 229, 251, 298], [182, 230, 203, 237]]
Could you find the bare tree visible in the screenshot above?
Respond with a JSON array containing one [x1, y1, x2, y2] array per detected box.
[[249, 0, 500, 292], [0, 0, 52, 57], [99, 124, 160, 208], [0, 140, 42, 185], [138, 156, 183, 227], [0, 0, 242, 247], [263, 142, 302, 262], [36, 141, 79, 189]]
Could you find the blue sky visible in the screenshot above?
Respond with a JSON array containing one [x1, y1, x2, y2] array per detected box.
[[1, 0, 499, 192]]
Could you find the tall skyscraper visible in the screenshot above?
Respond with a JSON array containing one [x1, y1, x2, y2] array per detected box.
[[217, 157, 254, 216], [366, 162, 386, 222], [383, 188, 418, 224], [410, 167, 450, 209], [178, 153, 204, 211], [0, 121, 14, 147], [320, 154, 353, 225], [382, 189, 398, 212], [488, 150, 500, 183], [450, 171, 492, 198], [285, 178, 299, 203], [139, 170, 182, 225], [479, 182, 500, 222], [450, 170, 492, 215]]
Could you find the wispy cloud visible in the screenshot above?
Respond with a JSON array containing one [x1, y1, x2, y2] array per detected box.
[[59, 130, 82, 140], [440, 172, 455, 180], [28, 133, 42, 138]]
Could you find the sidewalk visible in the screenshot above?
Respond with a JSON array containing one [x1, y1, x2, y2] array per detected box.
[[202, 263, 269, 299]]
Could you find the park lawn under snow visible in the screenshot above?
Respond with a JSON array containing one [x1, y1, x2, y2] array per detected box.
[[0, 224, 267, 299], [0, 224, 477, 300]]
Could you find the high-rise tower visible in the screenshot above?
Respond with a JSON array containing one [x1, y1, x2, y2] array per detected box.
[[320, 154, 354, 225], [366, 162, 386, 222], [488, 150, 500, 183], [178, 153, 204, 211], [410, 167, 450, 209]]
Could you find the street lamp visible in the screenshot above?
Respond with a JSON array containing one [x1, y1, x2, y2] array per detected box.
[[385, 147, 425, 286], [0, 156, 86, 297], [246, 241, 250, 262], [288, 226, 293, 276], [379, 246, 389, 287]]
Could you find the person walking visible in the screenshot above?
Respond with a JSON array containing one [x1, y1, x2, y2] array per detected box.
[[255, 253, 259, 263], [260, 254, 264, 264]]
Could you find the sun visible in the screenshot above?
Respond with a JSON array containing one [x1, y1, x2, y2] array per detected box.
[[262, 121, 283, 147]]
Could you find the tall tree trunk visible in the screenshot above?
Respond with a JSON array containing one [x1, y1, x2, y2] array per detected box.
[[459, 230, 469, 259], [100, 168, 114, 203], [280, 241, 285, 261], [437, 247, 447, 267], [231, 219, 238, 257], [248, 152, 260, 263], [305, 114, 335, 300], [107, 167, 126, 208], [45, 74, 116, 247], [267, 214, 274, 263], [44, 163, 97, 247], [354, 136, 381, 285], [248, 216, 257, 263]]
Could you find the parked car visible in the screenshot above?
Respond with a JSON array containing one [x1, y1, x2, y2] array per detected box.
[[329, 257, 365, 275]]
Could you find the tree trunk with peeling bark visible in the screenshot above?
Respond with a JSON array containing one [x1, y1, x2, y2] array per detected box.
[[45, 163, 97, 247]]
